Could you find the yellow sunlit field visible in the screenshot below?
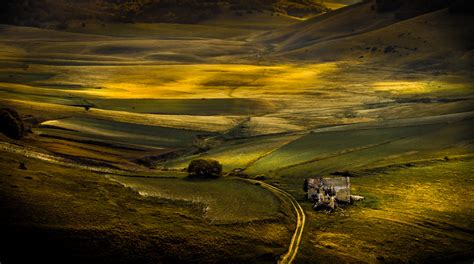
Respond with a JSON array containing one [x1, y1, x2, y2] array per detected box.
[[0, 1, 473, 263]]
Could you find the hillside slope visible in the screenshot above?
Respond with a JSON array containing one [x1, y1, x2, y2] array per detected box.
[[256, 1, 398, 51], [259, 1, 474, 71]]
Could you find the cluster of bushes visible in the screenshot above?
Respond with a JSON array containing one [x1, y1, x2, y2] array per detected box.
[[106, 0, 330, 23], [229, 0, 328, 17], [187, 159, 222, 179], [110, 0, 222, 23], [0, 108, 24, 140], [0, 0, 106, 28]]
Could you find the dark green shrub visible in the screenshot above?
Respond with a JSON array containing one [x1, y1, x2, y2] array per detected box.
[[0, 108, 24, 140], [187, 159, 222, 179]]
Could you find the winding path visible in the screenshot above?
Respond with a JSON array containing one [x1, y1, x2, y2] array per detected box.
[[244, 179, 306, 264]]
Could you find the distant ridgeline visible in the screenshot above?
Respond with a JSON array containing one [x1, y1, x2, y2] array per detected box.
[[0, 0, 328, 27], [374, 0, 474, 18]]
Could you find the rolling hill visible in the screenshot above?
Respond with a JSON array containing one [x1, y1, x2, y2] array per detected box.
[[258, 0, 474, 71]]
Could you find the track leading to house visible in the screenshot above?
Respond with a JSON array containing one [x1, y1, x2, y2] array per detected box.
[[262, 182, 306, 264], [243, 179, 306, 264]]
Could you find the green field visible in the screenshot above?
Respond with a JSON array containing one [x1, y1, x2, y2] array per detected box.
[[164, 134, 301, 171], [89, 98, 277, 116], [110, 176, 281, 223], [248, 117, 474, 178], [36, 117, 211, 149]]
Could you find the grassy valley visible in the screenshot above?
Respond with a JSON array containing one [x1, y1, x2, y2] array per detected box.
[[0, 0, 473, 263]]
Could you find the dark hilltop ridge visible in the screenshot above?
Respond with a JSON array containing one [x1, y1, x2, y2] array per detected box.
[[0, 0, 328, 27]]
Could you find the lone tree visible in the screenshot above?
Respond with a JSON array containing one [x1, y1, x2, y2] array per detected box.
[[187, 159, 222, 179], [0, 108, 24, 139]]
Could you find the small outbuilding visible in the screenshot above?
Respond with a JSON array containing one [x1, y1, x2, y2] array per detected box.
[[305, 177, 351, 211]]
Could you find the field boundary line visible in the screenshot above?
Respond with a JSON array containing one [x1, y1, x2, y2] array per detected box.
[[276, 137, 406, 172]]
